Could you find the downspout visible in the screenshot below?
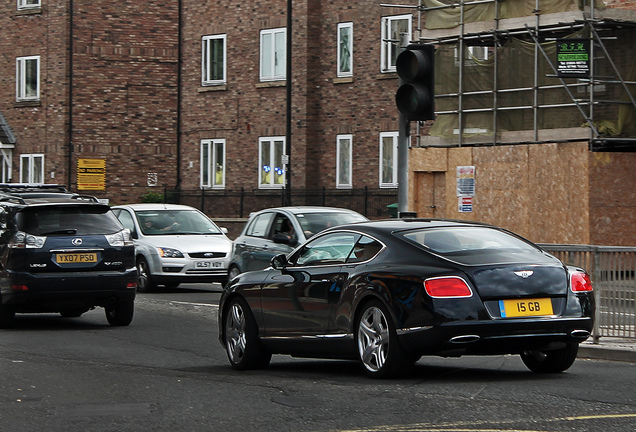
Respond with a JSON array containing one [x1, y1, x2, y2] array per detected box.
[[284, 0, 292, 206], [67, 0, 74, 189], [176, 0, 182, 194]]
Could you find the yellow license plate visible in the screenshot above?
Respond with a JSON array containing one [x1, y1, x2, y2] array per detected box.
[[56, 253, 98, 264], [500, 298, 553, 318]]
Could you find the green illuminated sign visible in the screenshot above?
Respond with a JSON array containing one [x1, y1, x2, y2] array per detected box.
[[556, 39, 590, 78]]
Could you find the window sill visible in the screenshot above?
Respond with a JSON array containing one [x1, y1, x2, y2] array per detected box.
[[199, 85, 227, 92], [16, 7, 42, 16], [376, 72, 398, 80], [333, 76, 354, 84], [256, 81, 286, 89], [14, 100, 41, 108]]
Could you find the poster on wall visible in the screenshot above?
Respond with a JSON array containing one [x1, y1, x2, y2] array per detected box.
[[458, 196, 473, 213], [456, 166, 475, 197], [556, 39, 590, 78], [77, 158, 106, 191]]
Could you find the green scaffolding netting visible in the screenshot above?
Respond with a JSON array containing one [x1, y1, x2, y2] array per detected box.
[[428, 25, 636, 140]]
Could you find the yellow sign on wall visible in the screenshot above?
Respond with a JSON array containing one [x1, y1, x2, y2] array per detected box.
[[77, 158, 106, 191]]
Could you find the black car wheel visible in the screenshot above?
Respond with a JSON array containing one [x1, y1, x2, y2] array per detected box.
[[0, 304, 16, 329], [136, 257, 157, 292], [105, 299, 135, 326], [356, 300, 415, 378], [224, 296, 271, 370], [520, 342, 579, 373]]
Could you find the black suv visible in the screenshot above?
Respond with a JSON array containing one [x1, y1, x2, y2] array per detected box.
[[0, 185, 137, 328]]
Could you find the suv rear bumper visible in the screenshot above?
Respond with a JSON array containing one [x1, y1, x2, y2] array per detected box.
[[1, 268, 137, 313]]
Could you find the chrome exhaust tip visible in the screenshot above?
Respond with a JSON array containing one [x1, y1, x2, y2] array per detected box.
[[571, 329, 591, 339], [449, 335, 480, 344]]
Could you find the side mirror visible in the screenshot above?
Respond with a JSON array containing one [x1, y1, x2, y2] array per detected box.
[[220, 227, 228, 234], [271, 254, 290, 270]]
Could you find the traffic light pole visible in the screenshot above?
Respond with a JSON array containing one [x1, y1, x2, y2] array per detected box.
[[395, 40, 435, 218], [397, 112, 410, 216]]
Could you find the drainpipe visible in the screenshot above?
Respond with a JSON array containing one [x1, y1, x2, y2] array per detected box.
[[67, 0, 74, 190], [176, 0, 182, 194]]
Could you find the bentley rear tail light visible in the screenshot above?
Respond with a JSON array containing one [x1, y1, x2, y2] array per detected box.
[[571, 271, 593, 292], [424, 276, 473, 298]]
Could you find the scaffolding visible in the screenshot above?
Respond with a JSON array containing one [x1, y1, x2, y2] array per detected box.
[[383, 0, 636, 151]]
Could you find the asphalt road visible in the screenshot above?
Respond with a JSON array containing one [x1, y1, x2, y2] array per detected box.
[[1, 284, 635, 432]]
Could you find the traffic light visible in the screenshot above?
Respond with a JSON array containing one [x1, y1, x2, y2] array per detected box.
[[395, 44, 435, 121]]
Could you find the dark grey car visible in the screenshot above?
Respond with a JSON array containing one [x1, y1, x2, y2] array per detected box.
[[228, 206, 367, 281]]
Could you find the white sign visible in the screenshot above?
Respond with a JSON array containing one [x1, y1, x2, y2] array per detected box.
[[456, 166, 476, 197], [458, 196, 473, 213]]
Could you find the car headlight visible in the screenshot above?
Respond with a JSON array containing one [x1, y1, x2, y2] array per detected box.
[[158, 247, 184, 258]]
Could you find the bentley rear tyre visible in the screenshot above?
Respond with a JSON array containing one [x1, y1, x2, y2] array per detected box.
[[356, 300, 415, 378], [520, 342, 579, 373]]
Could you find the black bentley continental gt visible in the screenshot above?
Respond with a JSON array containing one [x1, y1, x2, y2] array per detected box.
[[218, 219, 595, 378]]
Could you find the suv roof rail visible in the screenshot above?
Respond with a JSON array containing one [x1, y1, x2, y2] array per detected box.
[[0, 183, 69, 193], [0, 195, 26, 204], [71, 195, 100, 203]]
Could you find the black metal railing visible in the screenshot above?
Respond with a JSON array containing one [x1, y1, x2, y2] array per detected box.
[[162, 186, 398, 220]]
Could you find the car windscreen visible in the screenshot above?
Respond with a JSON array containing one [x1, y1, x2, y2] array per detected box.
[[136, 209, 223, 235], [397, 227, 555, 265], [17, 205, 124, 236], [294, 212, 367, 239]]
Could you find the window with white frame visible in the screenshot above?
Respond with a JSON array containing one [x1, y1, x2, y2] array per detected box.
[[260, 28, 286, 81], [259, 137, 285, 188], [454, 46, 490, 67], [379, 132, 398, 188], [20, 154, 44, 184], [202, 34, 226, 86], [17, 0, 40, 10], [336, 134, 352, 188], [16, 56, 40, 101], [381, 14, 411, 73], [200, 139, 225, 188], [337, 23, 353, 77], [1, 149, 13, 183]]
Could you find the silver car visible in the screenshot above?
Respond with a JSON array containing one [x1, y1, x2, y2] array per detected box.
[[228, 206, 368, 281], [112, 203, 232, 291]]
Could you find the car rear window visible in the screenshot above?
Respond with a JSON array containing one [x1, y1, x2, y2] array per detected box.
[[17, 205, 124, 236], [398, 227, 554, 265]]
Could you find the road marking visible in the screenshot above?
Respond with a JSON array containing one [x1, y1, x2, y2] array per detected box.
[[337, 413, 636, 432]]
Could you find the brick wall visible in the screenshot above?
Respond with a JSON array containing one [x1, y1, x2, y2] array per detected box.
[[180, 1, 404, 194], [0, 0, 178, 203], [0, 1, 69, 183], [70, 1, 179, 203]]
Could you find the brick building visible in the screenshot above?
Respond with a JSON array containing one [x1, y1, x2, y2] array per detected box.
[[0, 0, 179, 203], [1, 0, 635, 245]]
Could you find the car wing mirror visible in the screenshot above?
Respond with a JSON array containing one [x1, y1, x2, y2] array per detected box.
[[271, 254, 290, 270]]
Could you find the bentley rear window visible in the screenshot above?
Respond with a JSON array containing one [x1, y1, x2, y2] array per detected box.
[[399, 227, 554, 265]]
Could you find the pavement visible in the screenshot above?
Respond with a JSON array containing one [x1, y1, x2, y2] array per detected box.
[[578, 336, 636, 363]]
